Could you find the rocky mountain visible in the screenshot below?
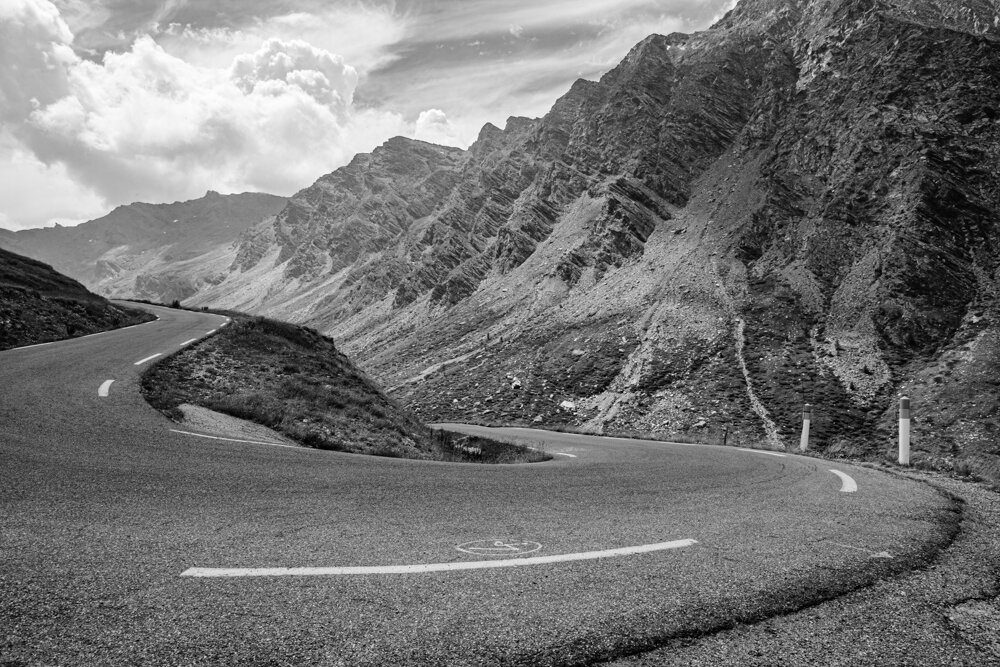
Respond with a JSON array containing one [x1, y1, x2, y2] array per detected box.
[[15, 0, 998, 481], [0, 191, 287, 304], [0, 247, 153, 350]]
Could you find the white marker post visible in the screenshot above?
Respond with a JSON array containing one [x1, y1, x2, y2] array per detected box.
[[800, 403, 811, 452], [898, 396, 911, 465]]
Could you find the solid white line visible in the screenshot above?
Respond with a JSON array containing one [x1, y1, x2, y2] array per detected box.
[[169, 429, 298, 449], [180, 539, 698, 578], [13, 340, 56, 350], [98, 379, 115, 397], [738, 448, 787, 457], [133, 353, 162, 365], [553, 452, 578, 458], [180, 338, 198, 346], [5, 316, 161, 352], [830, 469, 858, 493]]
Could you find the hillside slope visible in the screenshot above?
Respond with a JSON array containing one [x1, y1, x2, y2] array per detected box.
[[0, 248, 153, 350], [179, 0, 998, 480], [0, 191, 287, 304], [141, 314, 547, 463]]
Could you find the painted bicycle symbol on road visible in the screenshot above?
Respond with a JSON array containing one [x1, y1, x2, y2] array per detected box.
[[456, 540, 543, 557]]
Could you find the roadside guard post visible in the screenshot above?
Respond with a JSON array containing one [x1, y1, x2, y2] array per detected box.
[[800, 403, 811, 452], [898, 396, 911, 465]]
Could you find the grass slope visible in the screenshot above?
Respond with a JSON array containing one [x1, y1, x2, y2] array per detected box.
[[0, 247, 154, 351], [142, 313, 547, 463]]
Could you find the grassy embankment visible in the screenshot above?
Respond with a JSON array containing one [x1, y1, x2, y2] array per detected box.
[[0, 247, 154, 351], [141, 312, 548, 464]]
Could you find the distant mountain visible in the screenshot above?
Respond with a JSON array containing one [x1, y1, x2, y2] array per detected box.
[[0, 247, 153, 350], [0, 191, 287, 304], [12, 0, 998, 480]]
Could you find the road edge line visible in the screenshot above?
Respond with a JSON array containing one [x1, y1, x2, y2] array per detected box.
[[169, 428, 299, 449]]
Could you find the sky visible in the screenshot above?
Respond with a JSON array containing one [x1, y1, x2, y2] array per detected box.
[[0, 0, 737, 230]]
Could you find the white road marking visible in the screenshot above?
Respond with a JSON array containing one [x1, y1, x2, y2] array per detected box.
[[13, 340, 56, 350], [98, 380, 115, 397], [456, 540, 542, 556], [180, 539, 698, 578], [523, 445, 577, 459], [206, 329, 217, 334], [738, 448, 787, 457], [133, 353, 162, 365], [830, 469, 858, 493], [180, 338, 198, 346], [6, 316, 160, 352], [169, 429, 298, 449]]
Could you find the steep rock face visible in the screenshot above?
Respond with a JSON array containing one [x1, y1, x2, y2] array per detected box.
[[0, 191, 287, 303], [242, 139, 467, 282], [186, 0, 998, 481], [204, 21, 780, 323]]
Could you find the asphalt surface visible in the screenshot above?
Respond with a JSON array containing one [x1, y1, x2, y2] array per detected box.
[[1, 305, 959, 665]]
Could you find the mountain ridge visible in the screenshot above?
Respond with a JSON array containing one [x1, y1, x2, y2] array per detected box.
[[0, 191, 287, 304]]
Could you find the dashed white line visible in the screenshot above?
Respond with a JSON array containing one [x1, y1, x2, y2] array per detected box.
[[169, 429, 298, 449], [98, 379, 115, 397], [180, 538, 698, 578], [133, 353, 162, 366], [553, 452, 578, 458], [180, 338, 198, 346], [830, 469, 858, 493], [206, 329, 217, 334]]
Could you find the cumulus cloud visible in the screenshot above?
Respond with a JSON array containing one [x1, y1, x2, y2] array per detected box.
[[413, 108, 464, 147], [1, 0, 407, 223], [0, 0, 75, 122], [230, 38, 358, 115], [0, 0, 736, 229], [0, 130, 107, 229]]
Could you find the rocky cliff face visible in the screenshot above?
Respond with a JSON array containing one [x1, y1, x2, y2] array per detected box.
[[0, 191, 287, 304], [37, 0, 998, 481]]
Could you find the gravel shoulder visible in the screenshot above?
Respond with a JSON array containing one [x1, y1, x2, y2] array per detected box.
[[605, 470, 1000, 666], [176, 403, 299, 445]]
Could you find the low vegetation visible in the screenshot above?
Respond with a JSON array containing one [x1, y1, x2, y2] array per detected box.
[[141, 313, 548, 463], [0, 247, 154, 351], [430, 428, 549, 464]]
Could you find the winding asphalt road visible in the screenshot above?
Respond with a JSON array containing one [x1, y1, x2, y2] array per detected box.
[[1, 304, 957, 665]]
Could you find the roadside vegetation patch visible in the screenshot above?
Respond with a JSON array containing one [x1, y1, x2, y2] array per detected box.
[[430, 428, 549, 464], [141, 314, 548, 463]]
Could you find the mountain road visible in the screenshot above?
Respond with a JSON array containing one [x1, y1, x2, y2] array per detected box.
[[1, 304, 958, 665]]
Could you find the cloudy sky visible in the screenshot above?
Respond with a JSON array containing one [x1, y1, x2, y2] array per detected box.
[[0, 0, 736, 230]]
